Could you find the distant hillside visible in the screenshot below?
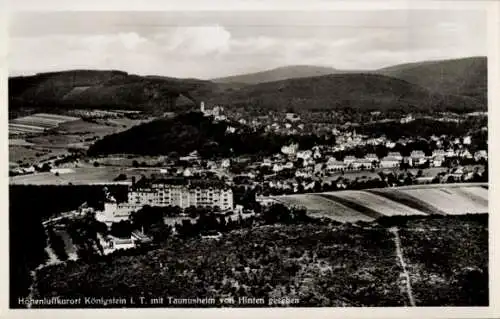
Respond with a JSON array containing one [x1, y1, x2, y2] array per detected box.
[[212, 65, 342, 85], [9, 57, 487, 117], [8, 70, 215, 116], [204, 73, 482, 113], [376, 57, 487, 105]]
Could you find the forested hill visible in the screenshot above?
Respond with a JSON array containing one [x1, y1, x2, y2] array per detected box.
[[87, 112, 327, 157], [8, 70, 216, 116], [203, 73, 482, 113], [377, 56, 487, 105], [211, 65, 342, 85], [9, 57, 487, 116]]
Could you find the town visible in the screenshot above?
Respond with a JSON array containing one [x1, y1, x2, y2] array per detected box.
[[8, 8, 490, 308], [11, 100, 485, 256]]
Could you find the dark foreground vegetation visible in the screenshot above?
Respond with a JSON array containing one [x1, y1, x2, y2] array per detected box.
[[9, 185, 127, 308], [27, 214, 488, 308]]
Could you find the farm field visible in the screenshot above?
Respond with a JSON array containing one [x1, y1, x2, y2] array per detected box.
[[271, 183, 488, 222], [9, 117, 151, 165], [452, 187, 488, 206], [9, 113, 79, 136], [9, 166, 168, 185], [367, 189, 447, 215], [400, 187, 487, 215], [272, 194, 375, 222], [9, 145, 69, 166], [324, 191, 427, 217]]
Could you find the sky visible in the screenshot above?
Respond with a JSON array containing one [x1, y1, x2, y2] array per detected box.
[[8, 10, 487, 79]]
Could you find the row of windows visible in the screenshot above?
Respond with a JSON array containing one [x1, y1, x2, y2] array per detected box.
[[133, 189, 231, 194]]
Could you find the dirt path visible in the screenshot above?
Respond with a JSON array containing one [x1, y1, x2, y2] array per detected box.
[[25, 231, 64, 308], [389, 226, 416, 307], [26, 270, 37, 309]]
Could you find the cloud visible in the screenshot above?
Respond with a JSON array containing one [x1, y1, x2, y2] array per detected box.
[[9, 32, 152, 74], [158, 25, 231, 56], [119, 32, 148, 50], [8, 11, 487, 78]]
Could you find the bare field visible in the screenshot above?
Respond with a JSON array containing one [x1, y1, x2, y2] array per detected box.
[[9, 113, 80, 136], [399, 186, 487, 215], [273, 183, 488, 222], [325, 191, 427, 217], [273, 194, 374, 222], [368, 189, 446, 215]]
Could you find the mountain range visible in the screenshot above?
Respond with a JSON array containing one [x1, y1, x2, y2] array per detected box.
[[9, 56, 487, 116], [211, 65, 345, 85], [212, 57, 487, 104]]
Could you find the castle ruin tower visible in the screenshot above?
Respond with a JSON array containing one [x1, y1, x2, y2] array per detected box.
[[200, 101, 205, 113]]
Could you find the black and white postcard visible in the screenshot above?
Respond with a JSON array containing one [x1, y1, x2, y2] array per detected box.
[[2, 0, 499, 318]]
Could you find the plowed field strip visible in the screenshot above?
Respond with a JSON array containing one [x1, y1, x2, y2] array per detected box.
[[273, 195, 375, 222], [317, 194, 384, 220], [401, 189, 487, 215], [453, 188, 488, 207], [461, 186, 488, 201], [367, 189, 445, 215]]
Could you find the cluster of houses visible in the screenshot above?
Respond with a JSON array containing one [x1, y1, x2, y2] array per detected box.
[[324, 148, 487, 172], [200, 102, 228, 122], [67, 109, 123, 119], [270, 137, 488, 174]]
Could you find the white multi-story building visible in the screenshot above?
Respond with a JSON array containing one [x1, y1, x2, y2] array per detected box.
[[128, 178, 234, 211], [326, 160, 346, 172], [97, 179, 234, 224], [410, 150, 427, 166], [364, 153, 379, 162], [380, 156, 401, 168], [343, 155, 356, 165], [387, 152, 403, 161]]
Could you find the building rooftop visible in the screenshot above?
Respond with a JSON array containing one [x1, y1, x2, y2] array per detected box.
[[381, 156, 402, 162], [388, 152, 402, 157], [132, 177, 229, 190]]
